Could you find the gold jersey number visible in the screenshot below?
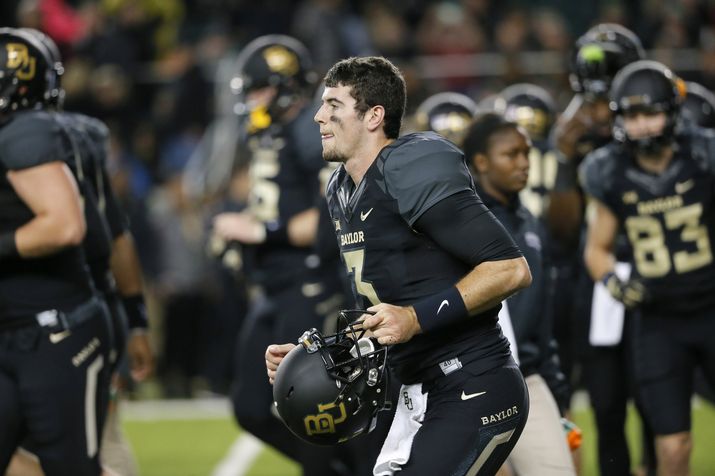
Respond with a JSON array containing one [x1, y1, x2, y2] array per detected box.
[[625, 203, 713, 278], [341, 249, 381, 306]]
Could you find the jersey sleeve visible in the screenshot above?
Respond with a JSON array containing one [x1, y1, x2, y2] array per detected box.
[[384, 133, 474, 226], [414, 190, 523, 266], [0, 111, 64, 171], [578, 145, 617, 209]]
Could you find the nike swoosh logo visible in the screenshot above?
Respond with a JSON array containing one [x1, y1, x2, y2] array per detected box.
[[437, 300, 450, 314], [360, 208, 374, 221], [461, 391, 486, 400], [675, 179, 694, 194], [49, 330, 71, 344]]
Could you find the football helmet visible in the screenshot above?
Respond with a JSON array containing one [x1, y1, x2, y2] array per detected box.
[[0, 27, 54, 113], [22, 28, 64, 109], [230, 35, 316, 132], [414, 92, 478, 146], [610, 60, 686, 154], [273, 310, 390, 446], [569, 23, 645, 99], [495, 83, 556, 141], [681, 81, 715, 129]]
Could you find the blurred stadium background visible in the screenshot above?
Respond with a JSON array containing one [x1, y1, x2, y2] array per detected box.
[[3, 0, 715, 474]]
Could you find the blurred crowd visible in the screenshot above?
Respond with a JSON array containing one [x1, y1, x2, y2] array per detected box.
[[2, 0, 715, 398]]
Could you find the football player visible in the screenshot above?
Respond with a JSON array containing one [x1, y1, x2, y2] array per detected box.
[[268, 56, 532, 476], [551, 24, 656, 476], [582, 60, 715, 476], [0, 28, 112, 475]]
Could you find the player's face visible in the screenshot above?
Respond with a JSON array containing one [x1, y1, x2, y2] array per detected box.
[[484, 127, 531, 194], [314, 85, 365, 163], [583, 97, 613, 138], [622, 110, 667, 140]]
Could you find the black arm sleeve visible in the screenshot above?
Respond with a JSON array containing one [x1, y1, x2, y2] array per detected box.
[[414, 190, 523, 267]]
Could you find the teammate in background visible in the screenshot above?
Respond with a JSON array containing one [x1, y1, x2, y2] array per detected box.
[[550, 23, 645, 246], [211, 35, 349, 475], [582, 60, 715, 476], [267, 56, 532, 475], [0, 29, 112, 475], [549, 23, 656, 476], [463, 112, 575, 476], [413, 91, 478, 147]]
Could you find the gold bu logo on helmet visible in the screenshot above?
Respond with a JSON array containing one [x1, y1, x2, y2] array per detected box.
[[303, 401, 347, 435], [263, 45, 299, 77], [6, 43, 36, 80]]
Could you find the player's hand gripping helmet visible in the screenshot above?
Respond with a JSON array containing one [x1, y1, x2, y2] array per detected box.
[[569, 23, 645, 100], [230, 34, 316, 133], [681, 81, 715, 130], [273, 310, 390, 446], [414, 92, 478, 146], [0, 27, 55, 113], [610, 60, 686, 155], [495, 83, 556, 142]]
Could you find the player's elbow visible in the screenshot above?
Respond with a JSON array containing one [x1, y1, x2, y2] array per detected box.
[[56, 214, 86, 247], [510, 257, 532, 292]]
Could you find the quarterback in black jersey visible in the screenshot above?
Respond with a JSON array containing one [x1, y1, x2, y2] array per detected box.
[[582, 60, 715, 475], [267, 56, 531, 476], [0, 29, 111, 475]]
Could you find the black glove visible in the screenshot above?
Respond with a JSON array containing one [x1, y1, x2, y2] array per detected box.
[[602, 271, 650, 309]]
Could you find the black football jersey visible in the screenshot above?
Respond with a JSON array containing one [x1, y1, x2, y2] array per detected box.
[[244, 104, 336, 288], [54, 112, 128, 293], [326, 132, 513, 384], [519, 139, 559, 220], [0, 110, 93, 319], [580, 126, 715, 315]]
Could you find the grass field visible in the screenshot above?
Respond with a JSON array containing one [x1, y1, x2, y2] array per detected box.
[[123, 397, 715, 476]]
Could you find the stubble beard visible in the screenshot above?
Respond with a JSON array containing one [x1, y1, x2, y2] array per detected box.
[[322, 148, 348, 163]]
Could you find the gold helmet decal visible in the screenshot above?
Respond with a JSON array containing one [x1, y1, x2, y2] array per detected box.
[[6, 43, 36, 80], [303, 401, 347, 436], [263, 45, 299, 77]]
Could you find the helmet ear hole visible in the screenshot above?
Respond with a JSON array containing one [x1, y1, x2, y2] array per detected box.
[[286, 386, 295, 399]]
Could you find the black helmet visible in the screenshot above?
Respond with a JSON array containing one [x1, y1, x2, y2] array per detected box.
[[414, 92, 478, 146], [273, 311, 390, 446], [681, 81, 715, 129], [610, 60, 686, 154], [230, 35, 316, 132], [21, 28, 64, 109], [570, 23, 645, 99], [0, 27, 54, 113], [495, 83, 556, 141]]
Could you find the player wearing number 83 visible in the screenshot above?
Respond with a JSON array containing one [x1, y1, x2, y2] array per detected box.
[[581, 60, 715, 476], [268, 56, 532, 476]]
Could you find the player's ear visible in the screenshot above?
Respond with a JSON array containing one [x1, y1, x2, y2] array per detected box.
[[365, 105, 385, 133]]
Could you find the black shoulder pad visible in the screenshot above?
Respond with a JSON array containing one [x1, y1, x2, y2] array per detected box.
[[382, 132, 473, 225], [0, 110, 64, 171], [680, 125, 715, 174], [66, 112, 110, 166], [578, 142, 620, 204]]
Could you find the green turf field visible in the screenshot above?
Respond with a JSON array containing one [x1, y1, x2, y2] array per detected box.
[[123, 399, 715, 476]]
